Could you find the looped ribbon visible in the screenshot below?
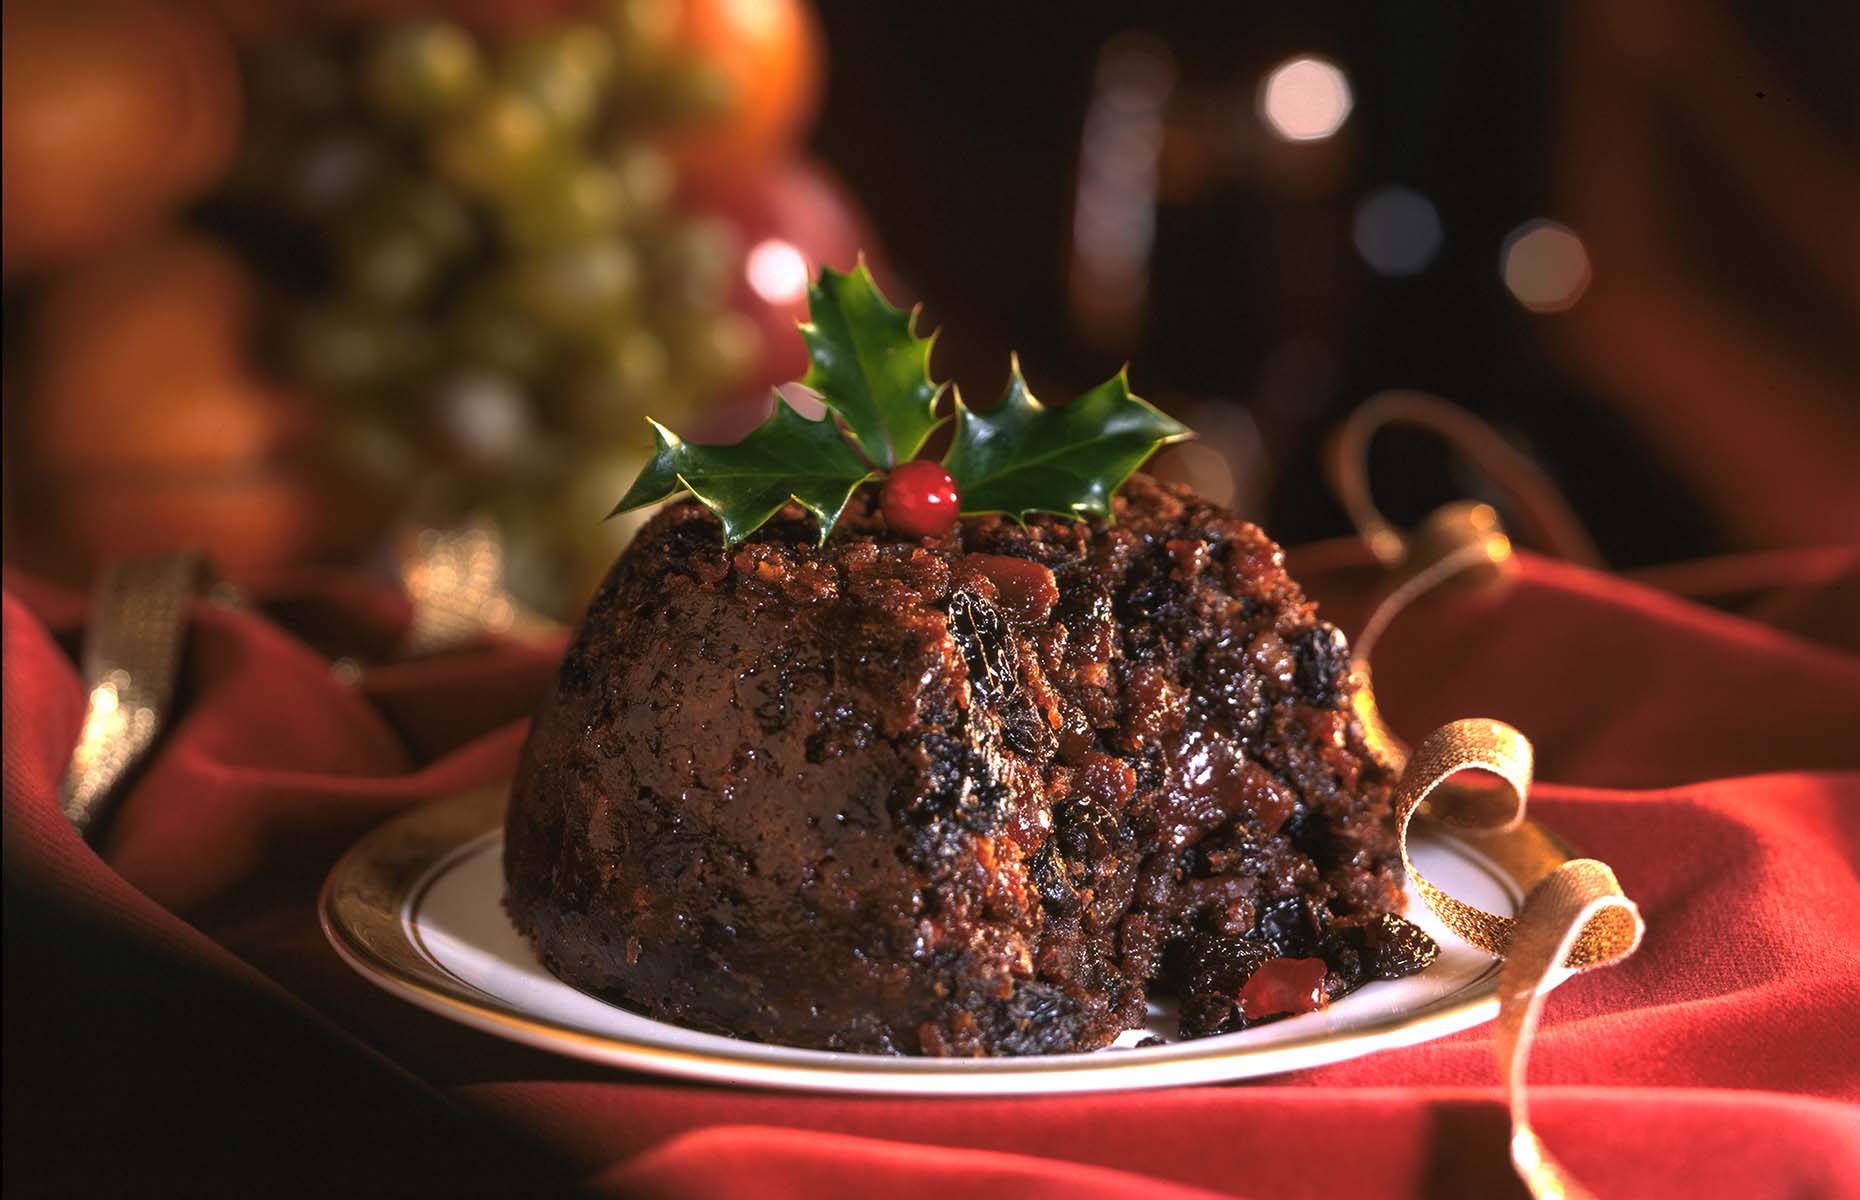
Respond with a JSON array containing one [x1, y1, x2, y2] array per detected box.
[[1372, 707, 1646, 1199], [1329, 393, 1648, 1199]]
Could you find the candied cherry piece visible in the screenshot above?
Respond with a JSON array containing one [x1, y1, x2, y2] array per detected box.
[[953, 553, 1058, 624], [1237, 956, 1329, 1019], [882, 460, 960, 538]]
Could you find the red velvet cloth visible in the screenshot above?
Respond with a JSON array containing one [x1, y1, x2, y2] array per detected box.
[[5, 548, 1859, 1198]]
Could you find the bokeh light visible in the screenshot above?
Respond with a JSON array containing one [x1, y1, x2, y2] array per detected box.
[[1258, 56, 1353, 142], [435, 370, 530, 466], [745, 237, 811, 305], [1352, 186, 1443, 276], [1500, 219, 1591, 312]]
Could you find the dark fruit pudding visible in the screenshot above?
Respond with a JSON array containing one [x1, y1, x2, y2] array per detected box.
[[504, 475, 1436, 1055]]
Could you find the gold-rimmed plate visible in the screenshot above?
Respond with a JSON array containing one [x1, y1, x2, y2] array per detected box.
[[322, 785, 1557, 1095]]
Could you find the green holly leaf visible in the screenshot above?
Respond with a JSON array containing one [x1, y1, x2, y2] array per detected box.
[[943, 359, 1193, 520], [608, 396, 875, 546], [799, 260, 945, 468], [608, 418, 687, 514], [610, 255, 1196, 548]]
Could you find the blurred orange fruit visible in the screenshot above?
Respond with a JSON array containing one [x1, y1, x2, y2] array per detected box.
[[660, 0, 822, 185], [1, 0, 242, 278], [288, 0, 580, 38], [10, 235, 326, 578], [39, 474, 330, 580]]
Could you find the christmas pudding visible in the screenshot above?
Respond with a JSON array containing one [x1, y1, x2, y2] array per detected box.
[[503, 265, 1435, 1055]]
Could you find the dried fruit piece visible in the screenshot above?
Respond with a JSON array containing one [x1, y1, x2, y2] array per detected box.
[[1175, 933, 1268, 1039], [1324, 911, 1439, 982], [1254, 894, 1328, 958], [952, 553, 1058, 625], [948, 589, 1019, 703]]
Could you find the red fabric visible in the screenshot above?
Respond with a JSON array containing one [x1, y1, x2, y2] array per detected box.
[[4, 550, 1859, 1199]]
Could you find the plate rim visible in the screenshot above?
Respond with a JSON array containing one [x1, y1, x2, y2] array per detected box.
[[320, 783, 1571, 1095]]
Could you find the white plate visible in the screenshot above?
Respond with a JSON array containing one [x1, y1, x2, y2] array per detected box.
[[323, 785, 1545, 1095]]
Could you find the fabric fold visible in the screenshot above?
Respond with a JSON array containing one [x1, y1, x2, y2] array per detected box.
[[5, 548, 1857, 1197]]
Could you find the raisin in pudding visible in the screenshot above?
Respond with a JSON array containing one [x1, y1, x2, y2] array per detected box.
[[504, 475, 1437, 1055]]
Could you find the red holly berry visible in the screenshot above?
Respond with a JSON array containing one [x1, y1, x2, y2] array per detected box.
[[881, 460, 960, 538], [1237, 956, 1329, 1019]]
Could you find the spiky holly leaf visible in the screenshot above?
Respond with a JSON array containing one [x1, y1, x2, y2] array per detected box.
[[608, 396, 875, 546], [611, 259, 1196, 546], [609, 418, 687, 514], [799, 260, 945, 468], [943, 359, 1193, 520]]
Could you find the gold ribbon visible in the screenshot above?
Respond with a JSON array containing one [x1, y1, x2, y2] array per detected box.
[[1356, 661, 1644, 1200], [1325, 392, 1645, 1196], [1325, 389, 1606, 571]]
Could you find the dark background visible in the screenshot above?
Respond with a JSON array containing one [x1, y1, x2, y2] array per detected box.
[[806, 1, 1858, 565]]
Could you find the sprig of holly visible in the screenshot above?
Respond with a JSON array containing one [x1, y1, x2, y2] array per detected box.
[[611, 260, 1193, 545]]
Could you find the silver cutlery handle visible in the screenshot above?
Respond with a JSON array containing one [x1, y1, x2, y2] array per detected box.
[[59, 555, 202, 839]]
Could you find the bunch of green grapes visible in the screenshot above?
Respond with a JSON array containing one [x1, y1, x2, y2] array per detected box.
[[223, 7, 760, 611]]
